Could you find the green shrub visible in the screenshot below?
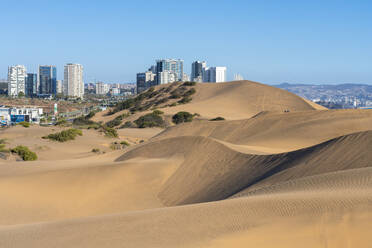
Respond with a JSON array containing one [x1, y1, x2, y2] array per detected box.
[[105, 113, 130, 128], [120, 141, 130, 146], [0, 144, 9, 153], [120, 121, 135, 129], [152, 109, 164, 115], [73, 116, 95, 126], [178, 97, 192, 104], [86, 123, 101, 129], [182, 81, 196, 86], [172, 112, 194, 124], [11, 145, 37, 161], [18, 121, 30, 128], [183, 88, 196, 97], [105, 118, 122, 128], [43, 128, 83, 142], [102, 126, 118, 138], [134, 112, 165, 128], [91, 148, 100, 153], [210, 117, 225, 121]]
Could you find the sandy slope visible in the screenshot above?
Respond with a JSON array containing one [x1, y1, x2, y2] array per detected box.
[[1, 167, 371, 248], [94, 80, 325, 124], [0, 155, 181, 225], [117, 131, 372, 206], [0, 125, 117, 160], [155, 109, 372, 151], [0, 81, 371, 247], [159, 80, 325, 119]]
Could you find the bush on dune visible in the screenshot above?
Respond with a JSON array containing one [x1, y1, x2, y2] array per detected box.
[[134, 111, 165, 128], [73, 111, 97, 126], [209, 117, 225, 121], [11, 145, 37, 161], [172, 111, 194, 124], [120, 121, 136, 129], [102, 126, 118, 138], [43, 128, 83, 142], [105, 113, 130, 128], [182, 81, 196, 86]]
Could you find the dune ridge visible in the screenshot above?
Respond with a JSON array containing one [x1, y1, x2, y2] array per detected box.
[[117, 130, 372, 206], [1, 80, 371, 247]]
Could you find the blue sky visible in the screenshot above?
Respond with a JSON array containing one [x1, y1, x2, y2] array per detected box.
[[1, 0, 371, 84]]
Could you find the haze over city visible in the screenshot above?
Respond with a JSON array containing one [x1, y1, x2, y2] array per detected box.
[[1, 0, 371, 84]]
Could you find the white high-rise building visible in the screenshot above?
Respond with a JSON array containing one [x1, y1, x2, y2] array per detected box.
[[202, 67, 227, 83], [158, 71, 177, 85], [56, 80, 63, 94], [64, 64, 84, 98], [95, 81, 110, 95], [8, 65, 26, 96]]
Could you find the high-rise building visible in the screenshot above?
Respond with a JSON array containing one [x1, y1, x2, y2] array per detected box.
[[136, 71, 156, 93], [25, 73, 37, 97], [191, 61, 206, 82], [56, 80, 63, 94], [156, 59, 184, 84], [203, 67, 227, 83], [64, 64, 84, 98], [148, 65, 157, 74], [8, 65, 26, 97], [39, 65, 57, 95], [95, 81, 110, 95]]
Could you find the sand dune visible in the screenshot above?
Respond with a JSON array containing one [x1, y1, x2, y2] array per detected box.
[[155, 109, 372, 151], [0, 155, 181, 225], [159, 80, 325, 119], [1, 81, 371, 247], [0, 125, 120, 161], [1, 167, 371, 248], [94, 80, 325, 124], [116, 131, 372, 206]]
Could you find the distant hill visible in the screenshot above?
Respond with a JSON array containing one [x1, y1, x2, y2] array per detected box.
[[275, 83, 372, 108]]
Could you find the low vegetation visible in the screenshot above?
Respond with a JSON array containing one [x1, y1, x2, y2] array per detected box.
[[120, 140, 130, 147], [110, 141, 130, 150], [11, 145, 38, 161], [182, 81, 196, 86], [55, 118, 69, 127], [172, 111, 194, 124], [178, 96, 192, 104], [0, 139, 9, 153], [134, 111, 165, 128], [18, 121, 30, 128], [210, 117, 225, 121], [105, 113, 130, 128], [120, 121, 136, 129], [73, 111, 97, 126], [43, 128, 83, 142], [91, 148, 100, 153], [102, 126, 118, 138], [109, 83, 197, 115]]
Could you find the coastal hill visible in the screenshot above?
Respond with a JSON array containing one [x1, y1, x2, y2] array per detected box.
[[93, 80, 326, 124]]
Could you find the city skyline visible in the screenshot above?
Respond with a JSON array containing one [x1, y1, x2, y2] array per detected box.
[[1, 1, 371, 84]]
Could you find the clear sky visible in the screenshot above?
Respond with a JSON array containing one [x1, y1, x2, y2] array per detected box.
[[1, 0, 371, 84]]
